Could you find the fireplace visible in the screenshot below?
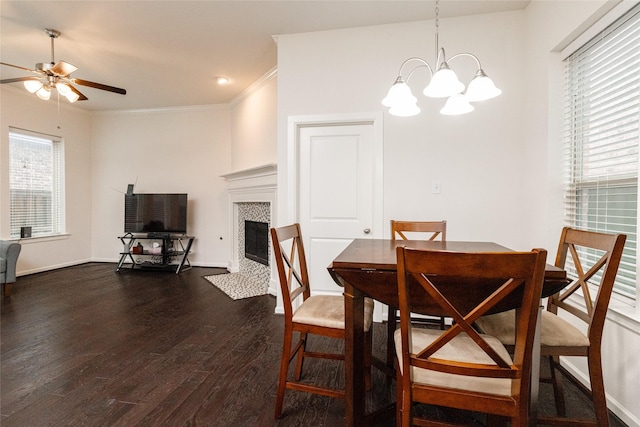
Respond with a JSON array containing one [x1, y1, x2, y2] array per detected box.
[[221, 164, 277, 299], [244, 220, 269, 266]]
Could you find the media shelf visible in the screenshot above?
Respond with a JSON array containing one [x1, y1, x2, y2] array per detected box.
[[116, 234, 195, 274]]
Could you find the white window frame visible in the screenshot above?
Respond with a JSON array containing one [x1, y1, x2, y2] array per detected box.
[[8, 128, 65, 239], [562, 2, 640, 305]]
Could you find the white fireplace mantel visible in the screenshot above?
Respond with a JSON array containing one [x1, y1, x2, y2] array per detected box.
[[221, 163, 277, 192], [221, 164, 277, 296]]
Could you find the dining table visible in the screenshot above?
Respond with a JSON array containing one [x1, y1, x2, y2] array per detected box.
[[327, 238, 568, 427]]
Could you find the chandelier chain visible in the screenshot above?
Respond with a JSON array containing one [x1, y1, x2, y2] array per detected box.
[[435, 0, 440, 64]]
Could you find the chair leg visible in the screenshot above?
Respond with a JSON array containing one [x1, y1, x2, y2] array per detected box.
[[3, 282, 12, 297], [395, 360, 404, 427], [275, 325, 294, 419], [387, 307, 397, 370], [294, 332, 308, 381], [588, 350, 610, 427], [365, 328, 372, 391], [548, 355, 567, 416]]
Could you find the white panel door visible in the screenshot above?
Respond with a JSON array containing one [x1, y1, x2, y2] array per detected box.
[[298, 123, 379, 295]]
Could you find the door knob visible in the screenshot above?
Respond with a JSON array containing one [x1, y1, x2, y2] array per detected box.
[[363, 228, 371, 234]]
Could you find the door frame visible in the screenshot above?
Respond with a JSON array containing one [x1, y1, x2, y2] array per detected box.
[[280, 112, 385, 320]]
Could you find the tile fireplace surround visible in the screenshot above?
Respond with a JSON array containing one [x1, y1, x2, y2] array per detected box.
[[221, 164, 277, 298]]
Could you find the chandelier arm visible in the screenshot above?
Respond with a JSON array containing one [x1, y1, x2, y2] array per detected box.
[[447, 52, 482, 69], [398, 57, 434, 80]]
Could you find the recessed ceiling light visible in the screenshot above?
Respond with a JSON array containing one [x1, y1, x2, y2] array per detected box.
[[216, 76, 230, 85]]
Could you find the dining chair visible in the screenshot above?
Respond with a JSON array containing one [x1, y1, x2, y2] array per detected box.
[[271, 223, 374, 419], [475, 227, 626, 426], [387, 220, 447, 369], [395, 246, 548, 426]]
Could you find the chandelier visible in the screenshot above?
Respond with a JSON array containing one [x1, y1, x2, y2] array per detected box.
[[382, 0, 501, 116]]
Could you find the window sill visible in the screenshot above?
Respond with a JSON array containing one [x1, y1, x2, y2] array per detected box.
[[14, 233, 70, 244], [564, 291, 640, 335], [607, 297, 640, 331]]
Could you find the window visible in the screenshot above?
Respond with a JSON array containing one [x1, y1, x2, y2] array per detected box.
[[9, 128, 65, 238], [563, 4, 640, 300]]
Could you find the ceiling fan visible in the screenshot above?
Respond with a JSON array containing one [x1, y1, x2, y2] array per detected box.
[[0, 28, 126, 103]]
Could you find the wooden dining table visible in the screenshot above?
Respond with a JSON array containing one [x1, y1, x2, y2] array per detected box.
[[327, 238, 568, 427]]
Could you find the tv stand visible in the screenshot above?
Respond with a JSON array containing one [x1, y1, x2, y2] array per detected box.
[[116, 234, 194, 274]]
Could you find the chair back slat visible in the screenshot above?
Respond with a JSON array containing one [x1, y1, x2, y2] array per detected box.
[[549, 227, 626, 336], [391, 220, 446, 242], [271, 224, 311, 317]]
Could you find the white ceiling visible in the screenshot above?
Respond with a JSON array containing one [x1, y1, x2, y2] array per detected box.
[[0, 1, 529, 112]]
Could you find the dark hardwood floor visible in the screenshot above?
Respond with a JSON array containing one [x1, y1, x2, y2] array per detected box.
[[1, 263, 626, 426]]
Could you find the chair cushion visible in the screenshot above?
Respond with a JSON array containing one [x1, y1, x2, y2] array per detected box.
[[475, 310, 590, 347], [394, 328, 513, 396], [293, 295, 374, 332]]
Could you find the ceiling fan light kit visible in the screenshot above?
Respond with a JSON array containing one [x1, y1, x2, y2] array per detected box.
[[381, 0, 501, 117], [0, 28, 126, 103]]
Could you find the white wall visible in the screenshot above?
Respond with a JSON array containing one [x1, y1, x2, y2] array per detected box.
[[90, 106, 232, 266], [229, 70, 277, 172], [1, 87, 94, 274]]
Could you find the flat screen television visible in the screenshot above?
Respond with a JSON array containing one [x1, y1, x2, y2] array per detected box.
[[124, 193, 188, 235]]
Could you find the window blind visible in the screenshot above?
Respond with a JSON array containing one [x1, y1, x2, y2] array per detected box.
[[563, 4, 640, 299], [9, 129, 65, 238]]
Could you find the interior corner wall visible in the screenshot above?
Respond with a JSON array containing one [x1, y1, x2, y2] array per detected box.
[[229, 74, 278, 171], [0, 87, 93, 274], [89, 106, 232, 267]]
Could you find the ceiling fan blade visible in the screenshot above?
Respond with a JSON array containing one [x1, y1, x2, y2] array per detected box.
[[71, 78, 126, 95], [0, 76, 40, 84], [0, 62, 41, 74], [69, 84, 88, 101], [50, 60, 77, 77]]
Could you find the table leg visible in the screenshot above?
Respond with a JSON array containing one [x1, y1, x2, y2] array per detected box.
[[344, 281, 365, 427]]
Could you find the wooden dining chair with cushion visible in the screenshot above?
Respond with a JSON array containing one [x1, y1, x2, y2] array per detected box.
[[475, 227, 626, 426], [271, 223, 374, 419], [387, 220, 447, 369], [395, 246, 548, 426]]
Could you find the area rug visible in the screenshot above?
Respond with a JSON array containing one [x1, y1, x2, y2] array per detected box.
[[204, 273, 269, 300]]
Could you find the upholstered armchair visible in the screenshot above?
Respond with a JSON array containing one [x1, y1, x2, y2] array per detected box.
[[1, 240, 21, 297]]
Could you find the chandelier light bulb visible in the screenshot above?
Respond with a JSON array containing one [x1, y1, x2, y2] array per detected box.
[[36, 85, 51, 100], [440, 94, 474, 115], [56, 82, 72, 96], [24, 80, 43, 93], [465, 69, 502, 102], [423, 63, 465, 98], [389, 103, 421, 117], [65, 91, 80, 103], [382, 78, 417, 108]]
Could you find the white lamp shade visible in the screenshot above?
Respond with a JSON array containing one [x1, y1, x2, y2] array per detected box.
[[65, 90, 80, 103], [440, 94, 474, 115], [423, 64, 465, 98], [24, 80, 43, 93], [389, 102, 421, 117], [56, 82, 72, 96], [465, 70, 502, 102], [36, 85, 51, 100], [382, 80, 416, 108]]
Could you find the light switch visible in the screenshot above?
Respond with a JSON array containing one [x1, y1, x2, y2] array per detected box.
[[432, 180, 441, 194]]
